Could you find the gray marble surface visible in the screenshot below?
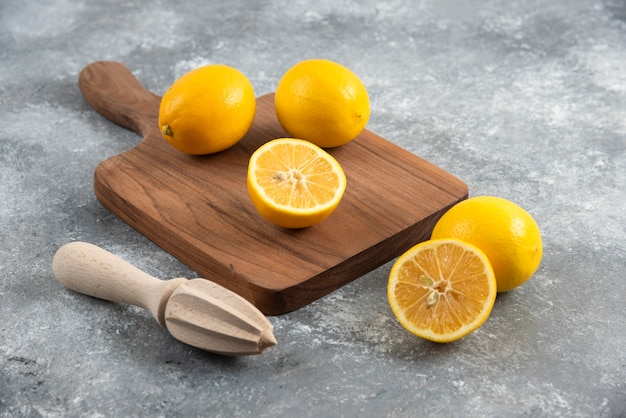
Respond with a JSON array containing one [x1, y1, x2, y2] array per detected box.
[[1, 0, 625, 416]]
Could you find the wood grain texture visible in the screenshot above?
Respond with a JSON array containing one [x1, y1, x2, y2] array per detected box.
[[79, 61, 468, 315]]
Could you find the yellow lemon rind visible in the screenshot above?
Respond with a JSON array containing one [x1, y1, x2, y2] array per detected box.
[[274, 59, 370, 148], [158, 64, 256, 155], [431, 196, 543, 293]]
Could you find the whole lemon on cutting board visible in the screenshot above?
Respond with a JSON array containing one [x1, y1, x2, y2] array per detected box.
[[158, 64, 256, 155], [274, 59, 370, 148], [431, 196, 543, 292]]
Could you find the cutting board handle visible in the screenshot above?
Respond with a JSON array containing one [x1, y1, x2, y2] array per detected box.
[[78, 61, 161, 138]]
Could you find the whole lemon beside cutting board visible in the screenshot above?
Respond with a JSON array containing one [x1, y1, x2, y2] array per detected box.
[[431, 196, 543, 293], [158, 64, 256, 155]]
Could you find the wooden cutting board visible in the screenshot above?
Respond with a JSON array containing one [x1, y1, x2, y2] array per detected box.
[[78, 61, 468, 315]]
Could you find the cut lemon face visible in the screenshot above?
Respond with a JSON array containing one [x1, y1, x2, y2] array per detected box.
[[247, 138, 347, 229], [388, 238, 497, 343]]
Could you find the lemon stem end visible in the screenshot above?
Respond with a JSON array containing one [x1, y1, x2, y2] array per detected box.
[[161, 124, 173, 136]]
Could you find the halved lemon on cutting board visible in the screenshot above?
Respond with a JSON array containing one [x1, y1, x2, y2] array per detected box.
[[388, 238, 497, 343], [247, 138, 347, 229]]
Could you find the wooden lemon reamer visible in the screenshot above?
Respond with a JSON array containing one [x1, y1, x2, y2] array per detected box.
[[52, 241, 277, 356]]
